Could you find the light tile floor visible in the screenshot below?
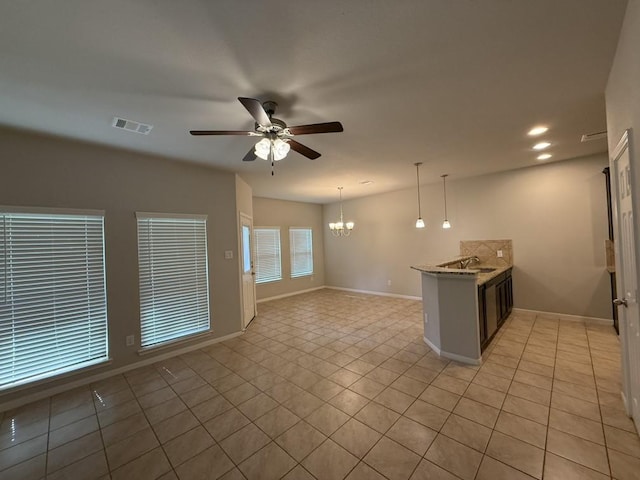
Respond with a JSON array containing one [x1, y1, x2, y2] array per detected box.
[[1, 289, 640, 479]]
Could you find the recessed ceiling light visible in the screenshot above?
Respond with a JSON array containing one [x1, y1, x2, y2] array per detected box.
[[528, 126, 548, 136], [533, 142, 551, 150], [359, 180, 374, 185], [537, 153, 552, 161]]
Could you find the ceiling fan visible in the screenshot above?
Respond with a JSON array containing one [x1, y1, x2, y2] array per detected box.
[[190, 97, 343, 174]]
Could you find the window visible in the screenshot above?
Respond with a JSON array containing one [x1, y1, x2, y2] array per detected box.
[[241, 225, 251, 274], [290, 228, 313, 278], [254, 228, 281, 284], [0, 209, 108, 390], [137, 213, 210, 348]]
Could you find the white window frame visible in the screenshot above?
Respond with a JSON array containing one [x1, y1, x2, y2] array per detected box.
[[0, 206, 109, 391], [136, 212, 211, 349], [254, 227, 282, 284], [289, 227, 314, 278]]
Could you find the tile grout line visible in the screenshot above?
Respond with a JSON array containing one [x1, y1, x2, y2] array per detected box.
[[586, 322, 614, 479]]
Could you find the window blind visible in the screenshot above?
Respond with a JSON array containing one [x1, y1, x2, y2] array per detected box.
[[290, 228, 313, 278], [0, 210, 108, 390], [137, 214, 210, 348], [254, 228, 282, 284]]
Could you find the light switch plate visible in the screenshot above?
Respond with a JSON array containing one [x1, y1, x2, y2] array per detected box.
[[126, 335, 134, 347], [497, 250, 503, 258], [224, 250, 233, 259]]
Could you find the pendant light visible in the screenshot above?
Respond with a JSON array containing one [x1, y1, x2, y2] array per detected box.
[[329, 187, 355, 236], [414, 162, 425, 229], [441, 174, 451, 229]]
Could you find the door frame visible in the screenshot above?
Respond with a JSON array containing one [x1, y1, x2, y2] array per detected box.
[[610, 128, 640, 423], [239, 212, 257, 329]]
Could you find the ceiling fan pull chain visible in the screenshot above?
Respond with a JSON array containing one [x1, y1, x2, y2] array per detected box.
[[270, 147, 275, 176]]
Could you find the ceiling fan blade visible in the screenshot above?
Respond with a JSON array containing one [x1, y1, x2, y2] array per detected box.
[[190, 130, 255, 136], [242, 147, 257, 162], [287, 122, 343, 135], [288, 140, 321, 160], [238, 97, 272, 127]]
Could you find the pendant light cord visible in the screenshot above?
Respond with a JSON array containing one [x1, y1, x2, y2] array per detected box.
[[442, 174, 448, 219], [415, 163, 423, 218]]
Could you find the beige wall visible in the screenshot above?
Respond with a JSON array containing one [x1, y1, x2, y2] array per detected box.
[[606, 0, 640, 216], [235, 174, 254, 218], [323, 154, 611, 319], [253, 197, 325, 300], [1, 127, 243, 405]]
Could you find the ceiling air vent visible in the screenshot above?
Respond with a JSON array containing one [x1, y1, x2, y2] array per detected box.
[[581, 131, 607, 142], [112, 117, 153, 135]]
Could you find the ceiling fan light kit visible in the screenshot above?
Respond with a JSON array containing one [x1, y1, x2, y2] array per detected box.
[[190, 97, 343, 175], [254, 137, 290, 161]]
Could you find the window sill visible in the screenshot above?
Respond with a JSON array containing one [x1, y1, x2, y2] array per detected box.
[[0, 357, 113, 394], [137, 330, 213, 356]]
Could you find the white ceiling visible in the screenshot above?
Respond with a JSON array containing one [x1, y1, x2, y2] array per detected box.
[[0, 1, 628, 203]]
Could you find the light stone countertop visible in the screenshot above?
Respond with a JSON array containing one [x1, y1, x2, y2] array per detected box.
[[411, 256, 512, 286]]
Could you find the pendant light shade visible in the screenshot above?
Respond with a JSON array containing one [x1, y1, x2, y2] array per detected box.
[[441, 174, 451, 229], [414, 162, 425, 229]]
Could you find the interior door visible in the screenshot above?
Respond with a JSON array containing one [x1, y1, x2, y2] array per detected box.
[[611, 130, 640, 430], [240, 214, 256, 328]]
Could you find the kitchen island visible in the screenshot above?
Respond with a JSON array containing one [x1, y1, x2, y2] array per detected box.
[[412, 255, 513, 365]]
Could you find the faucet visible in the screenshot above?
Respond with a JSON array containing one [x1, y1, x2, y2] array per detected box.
[[460, 256, 480, 269]]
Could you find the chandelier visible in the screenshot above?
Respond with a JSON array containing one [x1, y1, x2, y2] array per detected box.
[[329, 187, 354, 236]]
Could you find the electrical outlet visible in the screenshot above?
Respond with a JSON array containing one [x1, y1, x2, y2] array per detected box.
[[224, 250, 233, 259], [126, 335, 135, 347], [424, 313, 428, 324], [497, 250, 503, 258]]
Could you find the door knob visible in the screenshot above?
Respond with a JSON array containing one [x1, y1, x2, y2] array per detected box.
[[613, 298, 628, 307]]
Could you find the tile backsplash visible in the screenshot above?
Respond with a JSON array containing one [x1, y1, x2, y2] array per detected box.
[[460, 239, 513, 267]]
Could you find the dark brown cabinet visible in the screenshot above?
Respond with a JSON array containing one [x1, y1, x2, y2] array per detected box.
[[478, 268, 513, 350]]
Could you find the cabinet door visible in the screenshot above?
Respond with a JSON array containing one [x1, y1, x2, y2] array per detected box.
[[506, 276, 513, 314], [478, 286, 487, 345], [496, 281, 504, 322]]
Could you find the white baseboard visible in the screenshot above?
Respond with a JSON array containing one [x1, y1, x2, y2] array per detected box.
[[326, 286, 421, 301], [512, 308, 613, 326], [0, 330, 243, 413], [256, 286, 327, 304], [423, 336, 481, 365]]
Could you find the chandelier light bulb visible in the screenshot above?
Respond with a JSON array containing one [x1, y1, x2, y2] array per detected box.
[[416, 218, 425, 229], [442, 220, 451, 229]]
